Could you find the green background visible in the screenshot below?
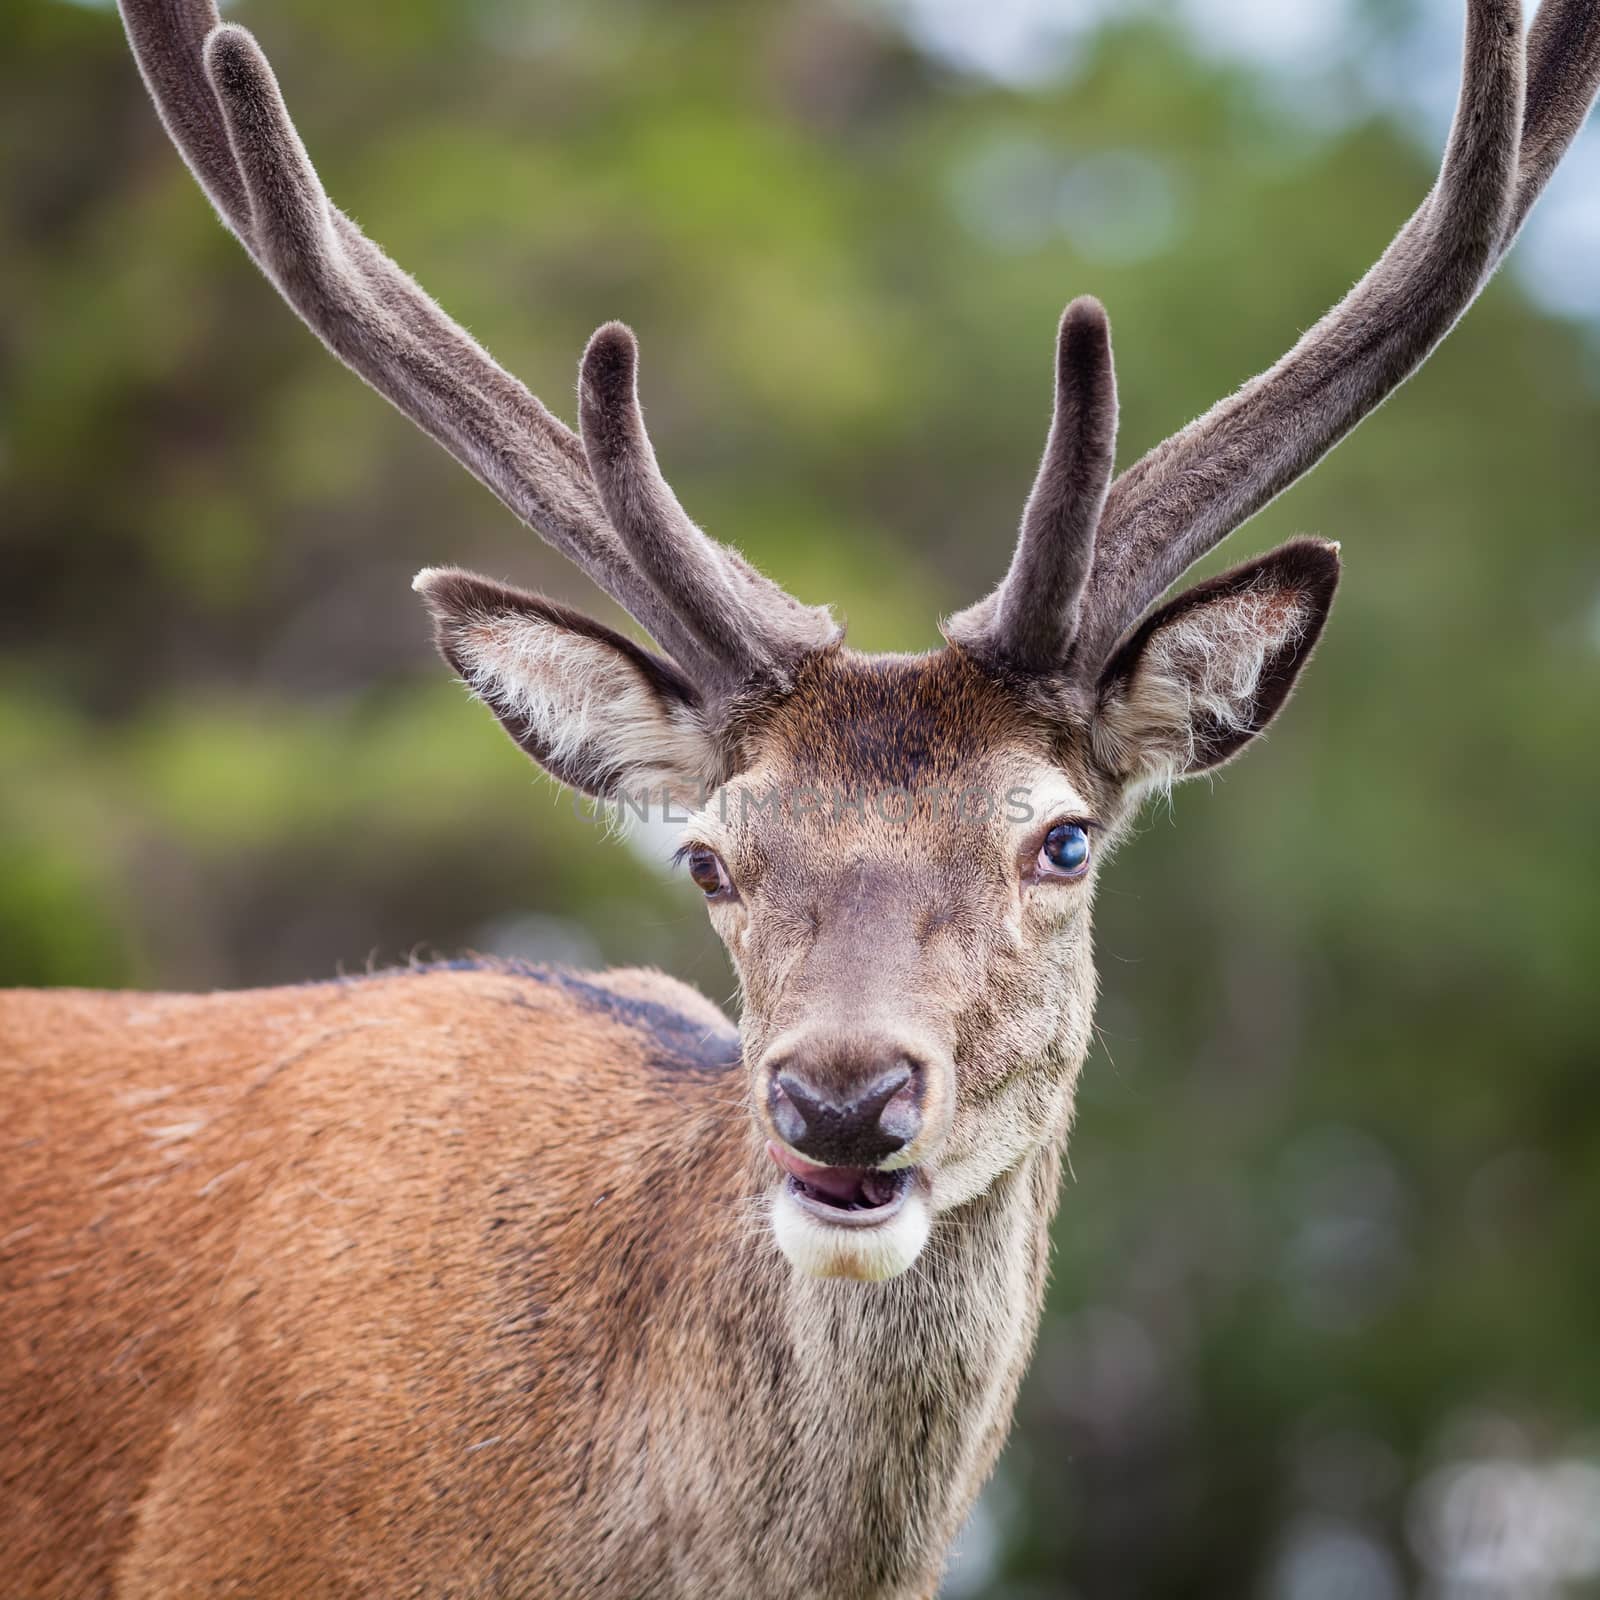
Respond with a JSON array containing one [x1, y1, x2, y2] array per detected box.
[[4, 0, 1598, 1593]]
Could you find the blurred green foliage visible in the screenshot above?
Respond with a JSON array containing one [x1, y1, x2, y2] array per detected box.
[[3, 0, 1598, 1594]]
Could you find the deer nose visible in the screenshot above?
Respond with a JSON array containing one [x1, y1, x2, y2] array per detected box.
[[768, 1059, 923, 1168]]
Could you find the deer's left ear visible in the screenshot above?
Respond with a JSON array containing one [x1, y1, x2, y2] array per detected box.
[[1091, 538, 1340, 788]]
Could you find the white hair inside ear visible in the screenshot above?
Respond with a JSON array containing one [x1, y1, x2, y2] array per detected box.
[[414, 569, 716, 808], [1091, 542, 1339, 797]]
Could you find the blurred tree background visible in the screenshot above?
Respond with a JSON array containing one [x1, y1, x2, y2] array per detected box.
[[3, 0, 1599, 1593]]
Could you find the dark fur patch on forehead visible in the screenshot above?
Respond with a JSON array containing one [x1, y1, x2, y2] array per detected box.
[[757, 648, 1047, 790]]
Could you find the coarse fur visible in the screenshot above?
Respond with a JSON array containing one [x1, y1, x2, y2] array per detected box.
[[4, 0, 1599, 1594], [0, 964, 1050, 1598]]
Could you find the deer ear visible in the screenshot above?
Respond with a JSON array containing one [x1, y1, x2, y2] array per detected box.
[[414, 568, 716, 802], [1090, 538, 1340, 790]]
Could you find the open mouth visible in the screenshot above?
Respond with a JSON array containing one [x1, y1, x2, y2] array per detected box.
[[767, 1141, 913, 1227]]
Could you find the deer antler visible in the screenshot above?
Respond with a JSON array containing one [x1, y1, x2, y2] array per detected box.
[[1514, 0, 1600, 239], [1070, 0, 1600, 672], [944, 297, 1118, 673], [122, 0, 1600, 700], [118, 1, 838, 702], [963, 0, 1600, 680]]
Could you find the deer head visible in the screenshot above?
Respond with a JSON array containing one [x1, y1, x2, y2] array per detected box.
[[121, 0, 1600, 1281]]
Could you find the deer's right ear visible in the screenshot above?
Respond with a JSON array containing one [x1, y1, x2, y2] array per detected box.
[[414, 569, 716, 801]]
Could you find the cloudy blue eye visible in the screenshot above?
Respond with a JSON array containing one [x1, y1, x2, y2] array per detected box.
[[1039, 822, 1091, 878]]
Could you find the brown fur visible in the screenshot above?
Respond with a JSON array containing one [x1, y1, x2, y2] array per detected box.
[[0, 850, 1053, 1597]]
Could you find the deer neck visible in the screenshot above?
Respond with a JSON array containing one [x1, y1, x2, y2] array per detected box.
[[541, 1040, 1072, 1598], [780, 1128, 1064, 1442], [653, 1115, 1065, 1596]]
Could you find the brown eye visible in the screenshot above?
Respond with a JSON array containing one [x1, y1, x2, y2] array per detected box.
[[684, 846, 733, 900]]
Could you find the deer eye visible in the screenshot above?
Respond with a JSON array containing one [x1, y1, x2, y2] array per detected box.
[[683, 846, 734, 900], [1038, 822, 1091, 879]]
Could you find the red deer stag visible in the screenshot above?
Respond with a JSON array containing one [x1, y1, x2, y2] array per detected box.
[[4, 1, 1598, 1595]]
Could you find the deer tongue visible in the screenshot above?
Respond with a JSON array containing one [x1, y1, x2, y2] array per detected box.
[[766, 1141, 868, 1204]]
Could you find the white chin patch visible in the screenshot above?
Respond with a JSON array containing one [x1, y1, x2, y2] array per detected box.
[[771, 1185, 932, 1281]]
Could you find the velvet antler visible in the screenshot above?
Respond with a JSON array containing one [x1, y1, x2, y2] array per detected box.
[[119, 2, 838, 704], [964, 0, 1600, 681]]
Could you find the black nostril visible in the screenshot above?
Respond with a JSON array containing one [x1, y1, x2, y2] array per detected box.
[[768, 1076, 808, 1148], [770, 1059, 923, 1168], [877, 1069, 921, 1148]]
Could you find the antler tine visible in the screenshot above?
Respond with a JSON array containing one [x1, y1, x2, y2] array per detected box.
[[945, 297, 1118, 673], [122, 7, 619, 608], [119, 0, 251, 237], [1069, 0, 1529, 674], [118, 1, 823, 692], [193, 28, 709, 656], [578, 325, 840, 693], [1508, 0, 1600, 242]]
